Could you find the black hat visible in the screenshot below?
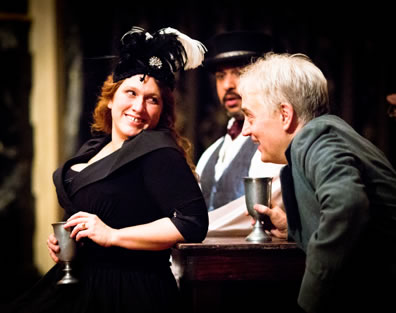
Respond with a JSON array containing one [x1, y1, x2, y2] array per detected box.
[[203, 31, 275, 72], [113, 27, 207, 89]]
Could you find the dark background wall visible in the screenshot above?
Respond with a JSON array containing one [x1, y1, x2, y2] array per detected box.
[[59, 1, 396, 165], [0, 0, 41, 304], [1, 0, 395, 304]]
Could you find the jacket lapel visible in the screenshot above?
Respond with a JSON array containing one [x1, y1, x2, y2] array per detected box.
[[109, 129, 178, 173], [280, 145, 303, 245], [64, 129, 179, 197], [53, 136, 110, 215]]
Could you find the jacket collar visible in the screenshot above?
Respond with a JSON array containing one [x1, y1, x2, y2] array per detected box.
[[53, 129, 179, 214]]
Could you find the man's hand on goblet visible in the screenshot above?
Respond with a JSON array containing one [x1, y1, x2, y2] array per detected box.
[[65, 211, 115, 247], [47, 233, 60, 263], [247, 204, 288, 239]]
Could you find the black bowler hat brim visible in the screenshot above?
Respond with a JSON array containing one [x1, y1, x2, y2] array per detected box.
[[203, 31, 276, 71]]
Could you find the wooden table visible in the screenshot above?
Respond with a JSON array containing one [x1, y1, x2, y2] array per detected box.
[[171, 236, 306, 313]]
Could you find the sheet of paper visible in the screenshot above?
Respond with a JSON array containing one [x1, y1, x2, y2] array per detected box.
[[207, 196, 252, 237]]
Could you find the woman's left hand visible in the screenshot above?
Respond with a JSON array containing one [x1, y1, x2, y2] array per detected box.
[[64, 212, 115, 247]]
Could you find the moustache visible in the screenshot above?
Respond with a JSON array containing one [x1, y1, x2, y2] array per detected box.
[[222, 91, 241, 103]]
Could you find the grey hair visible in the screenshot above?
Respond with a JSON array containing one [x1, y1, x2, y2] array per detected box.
[[238, 52, 329, 123]]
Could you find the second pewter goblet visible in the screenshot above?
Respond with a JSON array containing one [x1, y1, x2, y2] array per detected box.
[[52, 221, 78, 284], [243, 177, 273, 242]]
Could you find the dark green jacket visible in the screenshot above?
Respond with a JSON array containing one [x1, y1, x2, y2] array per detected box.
[[281, 114, 396, 313]]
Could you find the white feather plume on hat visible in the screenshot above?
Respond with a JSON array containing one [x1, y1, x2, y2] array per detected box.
[[114, 26, 206, 87], [158, 27, 207, 70]]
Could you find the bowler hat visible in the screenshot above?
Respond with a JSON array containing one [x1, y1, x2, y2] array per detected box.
[[203, 31, 275, 71]]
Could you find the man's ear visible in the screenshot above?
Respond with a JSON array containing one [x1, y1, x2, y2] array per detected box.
[[279, 102, 294, 132]]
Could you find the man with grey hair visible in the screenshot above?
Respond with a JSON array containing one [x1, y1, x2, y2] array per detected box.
[[239, 52, 396, 313]]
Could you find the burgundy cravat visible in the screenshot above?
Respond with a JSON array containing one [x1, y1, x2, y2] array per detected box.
[[227, 119, 243, 140]]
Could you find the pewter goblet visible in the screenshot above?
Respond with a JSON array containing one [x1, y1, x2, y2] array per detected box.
[[52, 221, 78, 284], [243, 177, 273, 242]]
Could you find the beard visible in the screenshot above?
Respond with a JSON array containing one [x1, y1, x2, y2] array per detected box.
[[226, 109, 245, 121], [222, 90, 244, 121]]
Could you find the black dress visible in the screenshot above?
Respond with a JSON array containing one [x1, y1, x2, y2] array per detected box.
[[4, 129, 209, 313]]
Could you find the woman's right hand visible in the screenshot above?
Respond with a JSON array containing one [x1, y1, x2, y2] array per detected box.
[[47, 233, 60, 263]]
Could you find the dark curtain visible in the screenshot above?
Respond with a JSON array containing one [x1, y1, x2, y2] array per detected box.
[[60, 2, 396, 165], [0, 0, 41, 304]]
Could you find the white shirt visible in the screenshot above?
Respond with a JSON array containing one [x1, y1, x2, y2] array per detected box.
[[196, 118, 285, 236]]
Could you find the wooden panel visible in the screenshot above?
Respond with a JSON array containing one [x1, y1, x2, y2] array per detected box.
[[171, 236, 306, 313]]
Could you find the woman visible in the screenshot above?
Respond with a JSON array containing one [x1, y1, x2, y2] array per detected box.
[[6, 27, 208, 313]]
